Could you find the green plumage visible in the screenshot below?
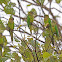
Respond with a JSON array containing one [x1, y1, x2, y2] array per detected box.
[[27, 15, 30, 27], [55, 25, 59, 37], [44, 15, 49, 27], [8, 16, 14, 43], [30, 8, 37, 17], [48, 18, 52, 32], [27, 11, 34, 27], [27, 8, 37, 33]]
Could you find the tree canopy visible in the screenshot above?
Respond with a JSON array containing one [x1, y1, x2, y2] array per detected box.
[[0, 0, 62, 62]]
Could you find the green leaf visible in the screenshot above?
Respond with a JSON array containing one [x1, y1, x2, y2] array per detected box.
[[59, 54, 62, 57], [0, 34, 4, 44], [0, 0, 10, 4], [41, 0, 44, 5], [27, 4, 31, 6], [21, 41, 27, 47], [0, 20, 6, 33], [43, 52, 50, 58], [9, 2, 16, 7], [4, 0, 10, 5], [0, 0, 4, 4], [4, 46, 10, 52], [12, 52, 21, 62], [56, 0, 61, 3], [14, 37, 20, 42], [0, 56, 8, 62], [3, 36, 7, 46], [36, 0, 40, 4]]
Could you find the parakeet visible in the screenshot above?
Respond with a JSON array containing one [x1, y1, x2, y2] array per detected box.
[[44, 15, 49, 27], [48, 18, 52, 32], [44, 15, 52, 31], [27, 8, 37, 26], [8, 16, 14, 43], [52, 21, 59, 37], [44, 15, 51, 29], [27, 14, 30, 27], [27, 8, 37, 33], [55, 25, 59, 37], [30, 8, 37, 17], [27, 12, 34, 33]]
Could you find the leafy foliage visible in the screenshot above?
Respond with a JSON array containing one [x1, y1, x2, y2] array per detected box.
[[55, 0, 61, 3], [0, 0, 62, 62]]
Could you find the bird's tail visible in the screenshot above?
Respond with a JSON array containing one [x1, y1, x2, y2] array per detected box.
[[10, 30, 13, 43]]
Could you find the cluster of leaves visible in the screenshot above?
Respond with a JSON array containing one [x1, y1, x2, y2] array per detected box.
[[0, 0, 21, 62], [0, 0, 15, 15], [18, 38, 43, 62], [35, 0, 61, 6], [25, 14, 62, 62], [43, 15, 60, 45], [41, 15, 62, 62], [24, 0, 62, 61], [0, 19, 21, 62]]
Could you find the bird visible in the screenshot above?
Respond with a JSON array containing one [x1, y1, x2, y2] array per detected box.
[[8, 16, 14, 43]]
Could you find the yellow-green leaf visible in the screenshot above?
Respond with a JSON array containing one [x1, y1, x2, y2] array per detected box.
[[56, 0, 61, 3], [59, 54, 62, 58], [27, 4, 31, 6], [43, 52, 50, 58]]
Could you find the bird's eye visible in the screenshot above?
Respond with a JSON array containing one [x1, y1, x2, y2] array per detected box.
[[13, 18, 14, 20]]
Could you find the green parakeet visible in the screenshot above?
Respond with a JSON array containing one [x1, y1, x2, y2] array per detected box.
[[27, 8, 37, 27], [55, 25, 59, 37], [27, 12, 34, 26], [52, 21, 59, 37], [44, 15, 52, 31], [8, 16, 14, 43], [48, 18, 52, 32], [27, 8, 37, 33], [27, 14, 30, 27], [44, 15, 49, 27], [27, 12, 34, 33], [30, 8, 37, 17]]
